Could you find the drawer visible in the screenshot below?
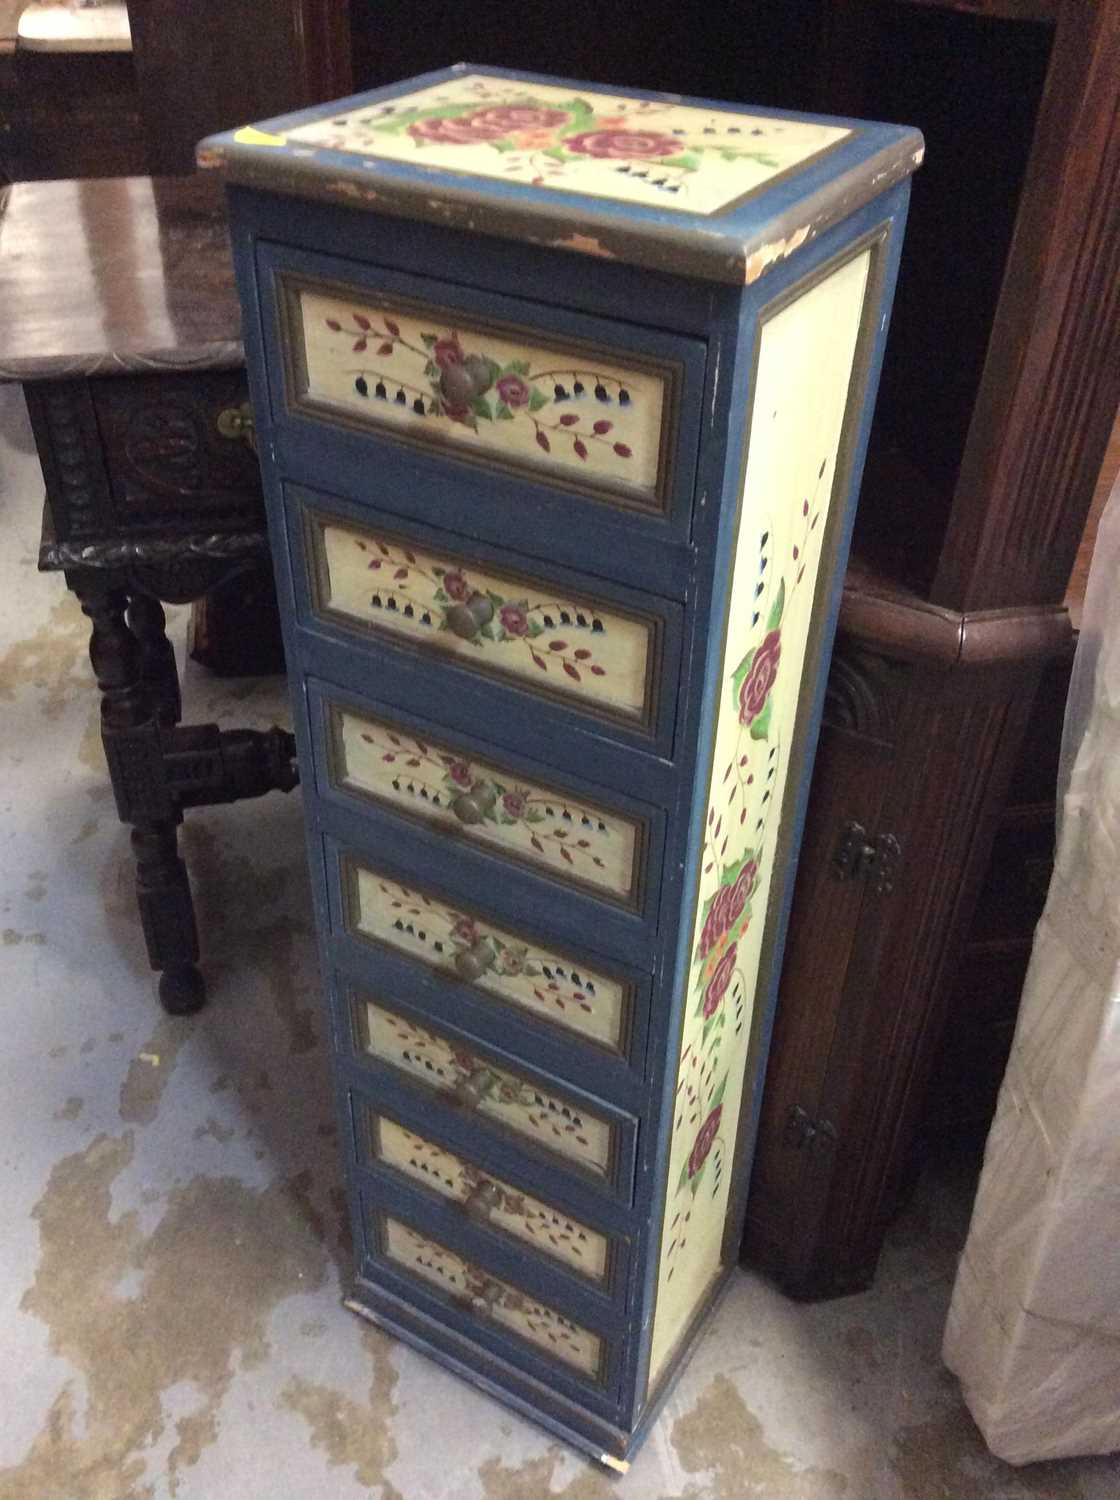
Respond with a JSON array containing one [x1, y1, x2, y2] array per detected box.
[[345, 987, 638, 1199], [339, 855, 642, 1059], [293, 494, 676, 740], [368, 1211, 610, 1384], [358, 1106, 618, 1288], [257, 243, 707, 572], [312, 682, 662, 921]]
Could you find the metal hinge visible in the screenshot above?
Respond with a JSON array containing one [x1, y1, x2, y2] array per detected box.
[[784, 1104, 837, 1153], [831, 821, 901, 895]]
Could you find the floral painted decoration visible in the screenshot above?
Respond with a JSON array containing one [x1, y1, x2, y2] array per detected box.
[[327, 309, 636, 461], [335, 89, 783, 201], [352, 533, 611, 685], [662, 460, 828, 1275], [354, 719, 614, 881]]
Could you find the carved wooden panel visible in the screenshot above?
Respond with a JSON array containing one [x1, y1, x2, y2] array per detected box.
[[91, 371, 263, 528], [26, 382, 113, 541]]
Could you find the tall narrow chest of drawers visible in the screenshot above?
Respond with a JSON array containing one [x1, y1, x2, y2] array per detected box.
[[201, 66, 921, 1466]]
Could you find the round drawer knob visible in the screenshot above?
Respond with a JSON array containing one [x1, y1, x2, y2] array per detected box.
[[464, 1180, 501, 1222], [216, 400, 257, 453], [456, 1066, 497, 1109], [451, 782, 497, 826], [454, 942, 496, 983], [446, 592, 495, 640], [468, 1278, 502, 1316]]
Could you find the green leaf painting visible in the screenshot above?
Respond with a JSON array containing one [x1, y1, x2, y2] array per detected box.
[[767, 577, 786, 632]]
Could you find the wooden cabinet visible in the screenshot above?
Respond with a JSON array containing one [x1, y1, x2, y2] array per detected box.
[[742, 0, 1120, 1298], [202, 66, 919, 1462]]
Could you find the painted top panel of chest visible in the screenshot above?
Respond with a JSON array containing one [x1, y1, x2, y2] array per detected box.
[[198, 65, 922, 285], [280, 75, 849, 217]]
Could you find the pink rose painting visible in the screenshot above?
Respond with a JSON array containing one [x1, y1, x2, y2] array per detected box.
[[702, 945, 737, 1019], [432, 336, 464, 370], [728, 861, 757, 924], [441, 570, 470, 602], [565, 129, 680, 160], [467, 106, 569, 132], [495, 373, 531, 409], [498, 604, 529, 637], [408, 115, 506, 145], [687, 1105, 723, 1180], [738, 630, 782, 725]]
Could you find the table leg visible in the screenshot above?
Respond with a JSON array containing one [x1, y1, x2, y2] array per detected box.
[[73, 576, 205, 1014], [128, 592, 181, 728]]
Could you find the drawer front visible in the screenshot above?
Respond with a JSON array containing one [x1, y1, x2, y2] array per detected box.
[[343, 859, 633, 1053], [374, 1214, 605, 1380], [354, 996, 618, 1181], [306, 508, 659, 726], [326, 697, 648, 908], [282, 273, 675, 514], [363, 1110, 612, 1284]]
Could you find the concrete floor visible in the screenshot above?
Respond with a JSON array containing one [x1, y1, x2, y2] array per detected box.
[[1, 380, 1117, 1500]]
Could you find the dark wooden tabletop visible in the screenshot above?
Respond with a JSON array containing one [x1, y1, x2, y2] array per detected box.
[[0, 174, 244, 380]]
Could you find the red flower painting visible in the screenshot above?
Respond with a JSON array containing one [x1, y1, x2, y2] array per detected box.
[[687, 1105, 723, 1179], [565, 129, 680, 160], [738, 630, 782, 725]]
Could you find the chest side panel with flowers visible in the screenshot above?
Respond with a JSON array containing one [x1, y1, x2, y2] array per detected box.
[[350, 865, 629, 1051], [371, 1115, 610, 1281], [295, 286, 668, 505], [647, 248, 873, 1384], [285, 74, 850, 216], [314, 518, 655, 722], [360, 1000, 615, 1176], [381, 1217, 604, 1376], [331, 704, 642, 904]]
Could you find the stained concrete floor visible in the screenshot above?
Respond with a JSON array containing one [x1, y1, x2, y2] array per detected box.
[[0, 380, 1117, 1500]]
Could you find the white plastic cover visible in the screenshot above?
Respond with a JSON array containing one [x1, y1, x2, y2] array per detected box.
[[942, 469, 1120, 1464]]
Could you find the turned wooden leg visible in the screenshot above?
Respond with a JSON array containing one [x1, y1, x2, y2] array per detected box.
[[128, 592, 181, 728], [132, 820, 205, 1014], [73, 575, 205, 1014]]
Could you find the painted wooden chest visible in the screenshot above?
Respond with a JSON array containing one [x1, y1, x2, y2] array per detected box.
[[200, 65, 921, 1466]]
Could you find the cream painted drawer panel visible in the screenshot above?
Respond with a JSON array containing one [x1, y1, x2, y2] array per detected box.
[[356, 998, 615, 1178], [282, 276, 675, 513], [328, 700, 645, 907], [307, 511, 658, 725], [377, 1216, 604, 1378], [366, 1113, 610, 1283], [345, 862, 631, 1052]]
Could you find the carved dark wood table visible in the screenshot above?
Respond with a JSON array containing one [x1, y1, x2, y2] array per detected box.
[[0, 174, 298, 1013]]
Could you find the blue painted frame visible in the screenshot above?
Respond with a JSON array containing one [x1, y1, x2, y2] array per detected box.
[[284, 482, 688, 761], [357, 1189, 629, 1416], [628, 197, 912, 1435], [203, 64, 921, 286], [323, 840, 655, 1085], [335, 976, 642, 1206], [222, 76, 917, 1455], [306, 679, 670, 967], [254, 240, 709, 583], [350, 1093, 634, 1305]]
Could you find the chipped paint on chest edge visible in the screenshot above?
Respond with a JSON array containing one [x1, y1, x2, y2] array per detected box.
[[546, 232, 617, 259], [743, 225, 812, 285]]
